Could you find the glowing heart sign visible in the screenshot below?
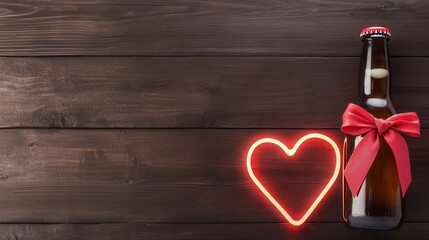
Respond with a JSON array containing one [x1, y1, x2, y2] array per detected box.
[[246, 133, 341, 226]]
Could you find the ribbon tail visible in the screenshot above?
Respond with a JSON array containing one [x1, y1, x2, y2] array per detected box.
[[384, 130, 412, 198], [344, 130, 380, 197]]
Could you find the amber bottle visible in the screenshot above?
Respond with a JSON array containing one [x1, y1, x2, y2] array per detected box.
[[343, 27, 404, 229]]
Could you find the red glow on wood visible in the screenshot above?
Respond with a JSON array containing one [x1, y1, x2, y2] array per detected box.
[[246, 133, 341, 226]]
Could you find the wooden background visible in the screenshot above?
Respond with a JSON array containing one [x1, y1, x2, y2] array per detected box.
[[0, 0, 428, 239]]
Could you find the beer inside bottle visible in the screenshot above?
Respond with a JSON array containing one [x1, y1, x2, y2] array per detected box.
[[343, 27, 404, 229]]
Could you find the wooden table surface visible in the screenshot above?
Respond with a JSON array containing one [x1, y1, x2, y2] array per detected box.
[[0, 1, 428, 239]]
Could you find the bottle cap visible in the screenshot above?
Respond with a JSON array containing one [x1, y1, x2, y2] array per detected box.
[[360, 26, 391, 38]]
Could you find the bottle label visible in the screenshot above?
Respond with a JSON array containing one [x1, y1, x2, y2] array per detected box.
[[365, 68, 389, 79]]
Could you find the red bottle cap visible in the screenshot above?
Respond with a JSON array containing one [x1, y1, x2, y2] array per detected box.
[[360, 26, 391, 38]]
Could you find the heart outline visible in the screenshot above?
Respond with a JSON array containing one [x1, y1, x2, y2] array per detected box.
[[246, 133, 341, 226]]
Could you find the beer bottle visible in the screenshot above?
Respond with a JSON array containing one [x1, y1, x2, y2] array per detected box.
[[343, 26, 404, 229]]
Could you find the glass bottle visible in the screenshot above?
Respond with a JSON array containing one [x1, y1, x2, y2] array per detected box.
[[342, 26, 404, 229]]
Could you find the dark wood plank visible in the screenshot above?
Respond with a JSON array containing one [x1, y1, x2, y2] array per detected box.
[[0, 129, 426, 223], [0, 1, 427, 56], [0, 57, 427, 128], [0, 223, 428, 240]]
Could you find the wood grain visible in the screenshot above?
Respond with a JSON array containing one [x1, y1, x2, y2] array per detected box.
[[0, 1, 427, 56], [0, 223, 428, 240], [0, 57, 427, 128], [0, 129, 426, 223]]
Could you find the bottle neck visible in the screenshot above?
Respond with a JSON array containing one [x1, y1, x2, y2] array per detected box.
[[359, 37, 392, 107]]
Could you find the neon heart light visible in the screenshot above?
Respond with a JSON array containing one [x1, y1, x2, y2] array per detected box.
[[246, 133, 341, 226]]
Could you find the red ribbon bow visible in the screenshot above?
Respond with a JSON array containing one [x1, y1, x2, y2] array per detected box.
[[341, 103, 420, 197]]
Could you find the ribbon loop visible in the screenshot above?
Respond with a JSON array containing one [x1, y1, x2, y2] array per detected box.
[[341, 103, 420, 198]]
